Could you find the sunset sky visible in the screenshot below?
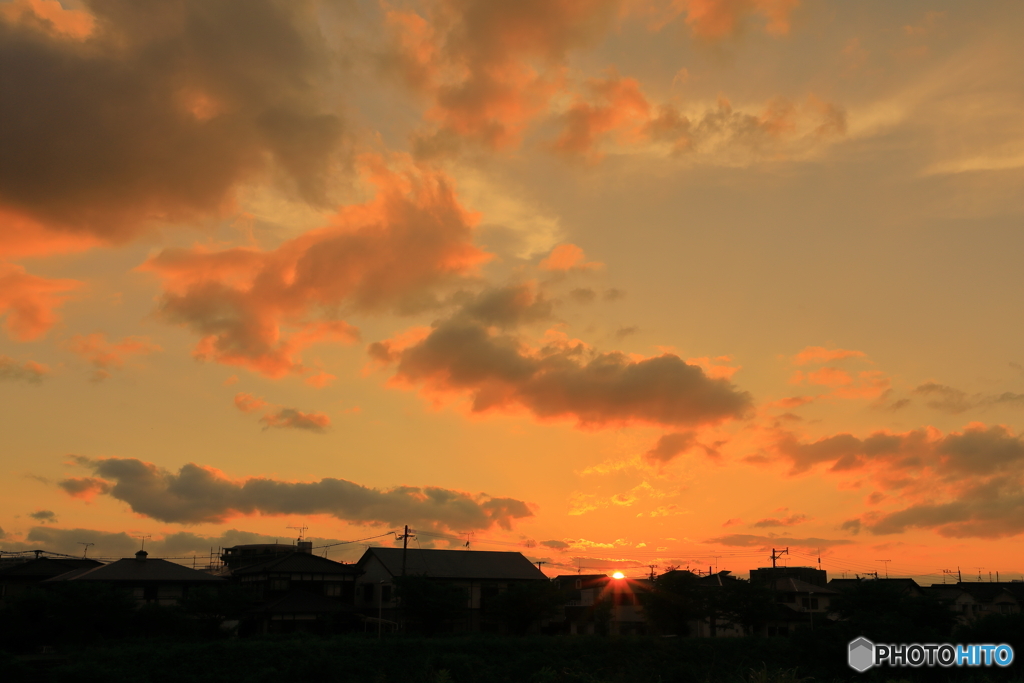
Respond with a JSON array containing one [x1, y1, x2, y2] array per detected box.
[[1, 0, 1022, 583]]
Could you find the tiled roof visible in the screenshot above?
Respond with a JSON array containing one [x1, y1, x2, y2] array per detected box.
[[773, 577, 839, 594], [0, 558, 101, 578], [360, 548, 546, 581], [232, 551, 360, 577], [45, 556, 225, 583]]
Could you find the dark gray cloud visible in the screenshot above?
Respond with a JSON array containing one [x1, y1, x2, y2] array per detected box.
[[774, 424, 1024, 539], [371, 316, 753, 429], [59, 457, 533, 531], [568, 288, 596, 304], [28, 510, 57, 523], [540, 539, 569, 550], [259, 408, 330, 433], [0, 0, 344, 244], [751, 513, 809, 528], [0, 355, 49, 383], [913, 382, 1024, 414], [452, 284, 555, 329], [705, 534, 854, 550]]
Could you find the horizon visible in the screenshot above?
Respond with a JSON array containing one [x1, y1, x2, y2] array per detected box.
[[1, 0, 1022, 587]]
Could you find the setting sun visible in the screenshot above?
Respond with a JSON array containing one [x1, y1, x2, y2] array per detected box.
[[612, 572, 625, 580]]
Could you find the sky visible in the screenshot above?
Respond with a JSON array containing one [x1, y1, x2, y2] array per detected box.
[[1, 0, 1022, 584]]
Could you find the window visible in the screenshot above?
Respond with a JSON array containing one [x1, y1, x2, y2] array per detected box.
[[270, 579, 289, 591], [325, 583, 341, 597], [575, 579, 582, 589]]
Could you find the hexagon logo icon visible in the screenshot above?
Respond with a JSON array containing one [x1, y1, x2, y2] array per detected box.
[[848, 637, 875, 672]]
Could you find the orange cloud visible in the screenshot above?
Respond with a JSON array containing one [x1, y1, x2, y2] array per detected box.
[[59, 456, 533, 530], [385, 0, 621, 152], [260, 408, 331, 433], [538, 243, 604, 271], [0, 0, 95, 39], [661, 0, 800, 39], [0, 1, 344, 250], [0, 263, 81, 341], [304, 370, 336, 388], [791, 345, 867, 366], [140, 158, 488, 378], [64, 333, 161, 379], [233, 392, 269, 414], [551, 72, 652, 161], [550, 74, 845, 162]]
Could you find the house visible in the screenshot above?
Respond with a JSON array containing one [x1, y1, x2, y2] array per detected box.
[[828, 577, 924, 598], [0, 556, 102, 606], [945, 582, 1021, 621], [44, 550, 224, 605], [550, 574, 650, 635], [227, 547, 362, 635], [221, 541, 311, 571], [354, 547, 546, 633]]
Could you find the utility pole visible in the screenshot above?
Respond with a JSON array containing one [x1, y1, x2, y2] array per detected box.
[[535, 560, 546, 572], [942, 569, 956, 584], [78, 542, 94, 558], [975, 567, 984, 581], [397, 525, 413, 577], [648, 564, 658, 581], [771, 547, 789, 570], [958, 566, 962, 582], [876, 559, 891, 579]]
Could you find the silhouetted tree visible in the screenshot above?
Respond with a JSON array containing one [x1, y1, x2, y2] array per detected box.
[[395, 575, 466, 635], [641, 570, 702, 635], [0, 582, 136, 650], [719, 579, 775, 636], [488, 581, 565, 635], [829, 580, 956, 642]]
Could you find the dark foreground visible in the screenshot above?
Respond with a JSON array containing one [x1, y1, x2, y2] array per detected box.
[[3, 634, 1021, 683]]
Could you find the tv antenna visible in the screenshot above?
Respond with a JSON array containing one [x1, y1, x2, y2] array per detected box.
[[137, 534, 152, 551], [78, 542, 94, 558], [876, 559, 891, 579], [287, 525, 308, 542]]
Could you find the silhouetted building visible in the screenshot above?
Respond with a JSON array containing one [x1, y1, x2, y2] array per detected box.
[[0, 557, 102, 606], [750, 566, 827, 588], [221, 541, 312, 570], [355, 547, 546, 633], [44, 550, 224, 605]]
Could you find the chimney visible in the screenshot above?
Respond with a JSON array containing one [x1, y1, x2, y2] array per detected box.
[[135, 550, 148, 561], [297, 541, 312, 554]]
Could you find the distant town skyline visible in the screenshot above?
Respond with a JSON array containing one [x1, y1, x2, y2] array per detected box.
[[1, 0, 1022, 582]]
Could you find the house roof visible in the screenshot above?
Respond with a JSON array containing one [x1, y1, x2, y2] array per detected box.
[[828, 578, 922, 593], [45, 553, 225, 583], [359, 548, 546, 581], [0, 557, 101, 578], [954, 583, 1021, 603], [232, 551, 360, 577], [773, 577, 839, 594]]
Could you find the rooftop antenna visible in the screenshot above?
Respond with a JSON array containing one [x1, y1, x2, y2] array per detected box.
[[137, 534, 152, 551], [713, 556, 721, 572], [78, 542, 94, 558], [876, 559, 891, 579], [975, 567, 984, 581], [287, 525, 308, 542]]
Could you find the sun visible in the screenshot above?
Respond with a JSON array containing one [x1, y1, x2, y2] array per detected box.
[[612, 571, 625, 579]]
